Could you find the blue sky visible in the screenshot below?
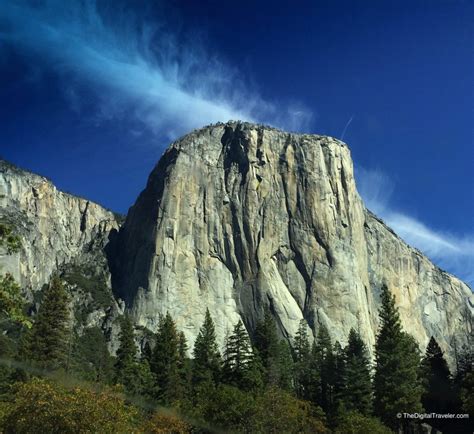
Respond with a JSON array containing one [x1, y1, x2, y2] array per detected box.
[[0, 0, 473, 285]]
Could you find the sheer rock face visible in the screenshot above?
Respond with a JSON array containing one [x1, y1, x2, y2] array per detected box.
[[0, 160, 118, 294], [114, 122, 473, 358], [0, 160, 124, 350]]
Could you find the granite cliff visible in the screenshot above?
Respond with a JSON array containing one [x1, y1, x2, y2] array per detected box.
[[0, 160, 123, 344], [1, 122, 472, 360], [111, 122, 473, 359]]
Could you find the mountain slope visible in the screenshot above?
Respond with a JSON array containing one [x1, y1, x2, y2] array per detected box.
[[111, 122, 473, 359]]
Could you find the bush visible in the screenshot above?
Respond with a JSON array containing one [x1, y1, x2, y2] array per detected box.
[[2, 378, 137, 433], [140, 410, 191, 433], [252, 387, 328, 433], [194, 384, 255, 432], [0, 223, 21, 254], [334, 411, 392, 434]]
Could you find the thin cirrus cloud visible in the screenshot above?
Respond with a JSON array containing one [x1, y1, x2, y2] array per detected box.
[[356, 167, 474, 287], [0, 0, 312, 139]]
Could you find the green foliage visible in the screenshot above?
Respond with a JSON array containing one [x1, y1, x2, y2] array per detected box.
[[373, 284, 423, 429], [315, 324, 333, 412], [0, 223, 21, 254], [193, 383, 256, 433], [222, 320, 261, 390], [421, 337, 453, 415], [330, 341, 346, 418], [71, 327, 113, 383], [2, 378, 137, 433], [62, 265, 113, 315], [115, 315, 137, 377], [254, 308, 280, 383], [140, 409, 191, 433], [0, 273, 31, 327], [114, 315, 155, 397], [460, 371, 474, 415], [252, 387, 328, 433], [0, 334, 17, 398], [192, 309, 221, 387], [192, 383, 327, 433], [253, 308, 294, 390], [334, 411, 392, 434], [151, 312, 188, 405], [343, 328, 373, 415], [26, 276, 70, 371], [293, 319, 313, 400], [277, 339, 295, 391]]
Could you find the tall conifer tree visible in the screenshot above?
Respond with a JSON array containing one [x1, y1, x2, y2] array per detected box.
[[332, 341, 346, 413], [373, 284, 423, 429], [115, 315, 137, 377], [192, 309, 221, 386], [254, 308, 280, 385], [293, 319, 312, 400], [114, 314, 154, 396], [151, 312, 183, 404], [343, 328, 372, 415], [315, 324, 333, 412], [222, 320, 256, 389], [28, 276, 70, 370], [422, 337, 452, 413]]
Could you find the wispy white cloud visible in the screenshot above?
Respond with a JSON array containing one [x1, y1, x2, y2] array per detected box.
[[0, 0, 312, 139], [356, 167, 474, 286]]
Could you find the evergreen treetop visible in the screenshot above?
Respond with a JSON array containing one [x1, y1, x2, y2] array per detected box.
[[27, 275, 70, 370], [343, 328, 372, 416], [223, 320, 255, 389], [374, 284, 423, 429], [192, 308, 221, 385]]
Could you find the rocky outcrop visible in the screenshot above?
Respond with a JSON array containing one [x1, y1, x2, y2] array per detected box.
[[113, 122, 473, 361], [0, 160, 124, 349], [0, 160, 118, 291]]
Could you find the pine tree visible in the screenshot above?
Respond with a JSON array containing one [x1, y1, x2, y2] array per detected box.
[[373, 284, 423, 429], [422, 337, 453, 413], [115, 315, 137, 378], [222, 320, 255, 389], [277, 339, 294, 391], [243, 347, 265, 391], [315, 324, 333, 412], [293, 319, 312, 400], [114, 315, 154, 397], [142, 341, 153, 364], [452, 344, 474, 433], [114, 315, 137, 389], [28, 276, 70, 370], [177, 331, 191, 399], [192, 309, 221, 386], [151, 312, 182, 404], [332, 341, 346, 414], [343, 328, 372, 415], [308, 342, 322, 404], [72, 327, 114, 383], [254, 308, 280, 385], [421, 337, 456, 432]]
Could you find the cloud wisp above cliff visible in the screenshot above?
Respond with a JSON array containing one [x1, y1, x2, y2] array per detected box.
[[357, 167, 474, 286], [0, 1, 312, 139]]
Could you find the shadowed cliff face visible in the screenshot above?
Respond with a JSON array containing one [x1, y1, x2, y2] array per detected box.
[[112, 122, 473, 360]]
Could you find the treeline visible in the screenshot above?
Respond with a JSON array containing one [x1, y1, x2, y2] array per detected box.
[[1, 271, 472, 433]]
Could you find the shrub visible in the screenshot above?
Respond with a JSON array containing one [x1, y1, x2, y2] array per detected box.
[[2, 378, 137, 433], [140, 410, 191, 433], [334, 410, 392, 434], [0, 223, 21, 254]]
